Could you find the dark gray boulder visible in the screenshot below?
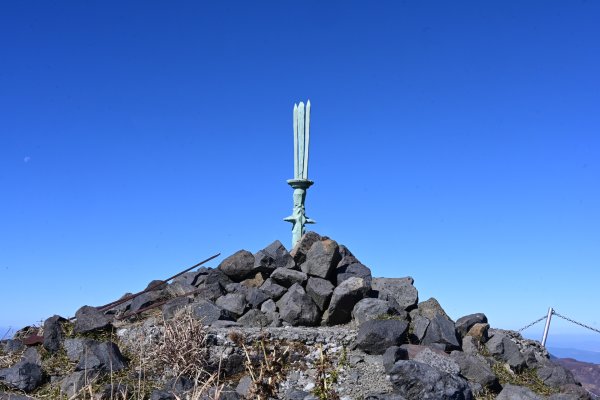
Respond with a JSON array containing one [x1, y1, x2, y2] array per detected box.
[[496, 384, 544, 400], [130, 290, 164, 313], [450, 351, 500, 392], [74, 305, 112, 333], [325, 277, 370, 325], [352, 298, 397, 326], [337, 262, 372, 286], [270, 267, 308, 288], [276, 283, 321, 326], [536, 362, 577, 388], [144, 279, 168, 291], [373, 277, 418, 311], [260, 299, 277, 313], [382, 346, 409, 373], [305, 277, 334, 311], [300, 238, 341, 280], [0, 361, 45, 392], [60, 370, 100, 398], [409, 314, 430, 343], [254, 240, 295, 273], [237, 310, 270, 327], [215, 293, 247, 318], [455, 313, 488, 338], [64, 338, 94, 362], [197, 268, 233, 288], [259, 278, 287, 300], [1, 339, 24, 354], [290, 231, 322, 265], [0, 393, 38, 400], [411, 297, 449, 319], [190, 299, 231, 324], [195, 282, 225, 301], [20, 348, 41, 366], [388, 360, 472, 400], [218, 250, 255, 281], [245, 287, 270, 309], [421, 314, 461, 351], [356, 319, 409, 354], [166, 280, 196, 297], [162, 297, 192, 320], [75, 341, 127, 372], [485, 333, 526, 372], [42, 314, 66, 353]]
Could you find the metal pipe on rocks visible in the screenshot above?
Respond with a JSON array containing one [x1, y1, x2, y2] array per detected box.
[[96, 253, 220, 313]]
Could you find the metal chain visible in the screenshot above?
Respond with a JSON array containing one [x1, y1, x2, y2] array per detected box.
[[553, 311, 600, 335], [518, 315, 548, 332]]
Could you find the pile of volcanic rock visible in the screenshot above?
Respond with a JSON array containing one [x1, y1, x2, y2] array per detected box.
[[0, 232, 591, 399]]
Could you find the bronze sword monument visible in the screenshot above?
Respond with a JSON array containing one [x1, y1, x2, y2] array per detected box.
[[284, 100, 315, 248]]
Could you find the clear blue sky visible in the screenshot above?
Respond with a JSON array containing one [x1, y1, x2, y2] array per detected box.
[[1, 2, 599, 348]]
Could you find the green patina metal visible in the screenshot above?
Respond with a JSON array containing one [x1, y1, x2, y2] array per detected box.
[[284, 100, 315, 248]]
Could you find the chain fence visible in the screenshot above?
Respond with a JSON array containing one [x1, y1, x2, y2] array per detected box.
[[519, 309, 600, 335]]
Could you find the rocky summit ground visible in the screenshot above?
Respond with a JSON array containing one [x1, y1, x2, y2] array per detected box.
[[0, 232, 595, 400]]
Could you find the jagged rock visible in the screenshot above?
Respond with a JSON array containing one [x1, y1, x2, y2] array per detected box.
[[130, 290, 164, 313], [254, 240, 295, 273], [450, 351, 500, 391], [536, 362, 577, 388], [411, 297, 449, 319], [336, 262, 372, 286], [285, 389, 313, 400], [337, 245, 360, 265], [421, 314, 461, 351], [238, 310, 270, 327], [245, 287, 270, 309], [216, 293, 247, 318], [461, 336, 480, 355], [1, 339, 24, 354], [290, 231, 322, 265], [218, 250, 255, 281], [0, 361, 44, 392], [235, 375, 252, 397], [325, 277, 370, 325], [75, 341, 127, 372], [413, 347, 460, 375], [195, 282, 225, 301], [191, 298, 232, 325], [305, 277, 334, 311], [382, 346, 409, 373], [389, 360, 472, 400], [42, 314, 66, 353], [172, 269, 206, 286], [466, 323, 489, 343], [551, 384, 593, 400], [166, 281, 196, 297], [20, 348, 41, 366], [356, 319, 408, 354], [496, 384, 544, 399], [259, 278, 287, 300], [74, 305, 112, 333], [373, 277, 419, 311], [409, 314, 430, 343], [300, 238, 341, 279], [276, 283, 321, 326], [485, 333, 526, 372], [260, 299, 277, 313], [60, 370, 99, 398], [64, 338, 94, 362], [145, 279, 168, 291], [197, 268, 233, 288], [271, 267, 308, 288], [455, 313, 488, 338], [352, 298, 397, 326], [162, 297, 192, 320], [241, 272, 266, 288]]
